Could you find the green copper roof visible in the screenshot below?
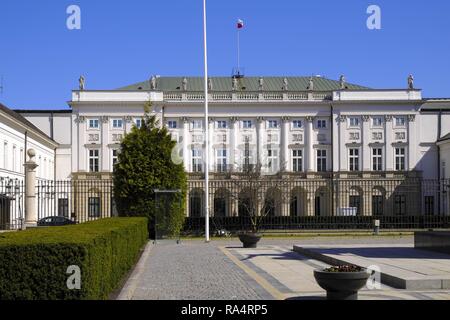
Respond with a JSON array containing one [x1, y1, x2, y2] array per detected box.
[[118, 76, 370, 92]]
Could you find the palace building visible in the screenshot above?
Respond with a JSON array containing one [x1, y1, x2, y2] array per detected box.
[[14, 75, 450, 219]]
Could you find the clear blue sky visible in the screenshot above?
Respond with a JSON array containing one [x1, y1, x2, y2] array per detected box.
[[0, 0, 449, 109]]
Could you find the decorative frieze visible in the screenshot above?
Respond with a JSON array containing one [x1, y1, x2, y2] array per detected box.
[[372, 132, 383, 141], [349, 132, 360, 141], [292, 133, 303, 143], [88, 134, 99, 142], [112, 134, 123, 142], [395, 132, 406, 140]]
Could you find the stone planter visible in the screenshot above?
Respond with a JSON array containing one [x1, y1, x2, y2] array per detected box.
[[238, 233, 262, 248], [314, 267, 370, 300]]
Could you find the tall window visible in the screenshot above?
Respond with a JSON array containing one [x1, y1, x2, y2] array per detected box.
[[292, 120, 303, 129], [242, 120, 252, 129], [372, 148, 383, 171], [192, 149, 203, 172], [89, 149, 100, 172], [292, 149, 303, 172], [58, 199, 69, 217], [168, 120, 178, 129], [349, 117, 360, 127], [317, 150, 327, 172], [372, 117, 383, 127], [112, 119, 123, 129], [395, 117, 406, 127], [395, 147, 406, 171], [317, 120, 327, 129], [89, 119, 99, 129], [267, 149, 279, 172], [88, 197, 101, 218], [349, 148, 359, 171], [192, 119, 203, 130], [12, 146, 16, 172], [425, 196, 435, 216], [112, 149, 119, 169], [394, 195, 406, 215], [3, 142, 7, 170], [135, 118, 142, 128], [216, 149, 227, 172], [216, 121, 227, 129], [268, 120, 278, 129]]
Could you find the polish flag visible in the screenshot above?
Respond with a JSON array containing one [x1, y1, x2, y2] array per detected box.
[[237, 19, 244, 29]]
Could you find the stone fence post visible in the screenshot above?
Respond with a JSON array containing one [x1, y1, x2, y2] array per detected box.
[[24, 149, 38, 228]]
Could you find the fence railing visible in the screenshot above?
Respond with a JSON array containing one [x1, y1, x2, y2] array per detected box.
[[2, 177, 450, 233]]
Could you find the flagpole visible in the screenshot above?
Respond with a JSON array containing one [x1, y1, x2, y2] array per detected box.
[[202, 0, 210, 243], [237, 29, 240, 74]]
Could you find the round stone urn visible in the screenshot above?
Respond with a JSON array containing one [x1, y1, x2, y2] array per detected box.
[[314, 267, 371, 300], [238, 233, 262, 248]]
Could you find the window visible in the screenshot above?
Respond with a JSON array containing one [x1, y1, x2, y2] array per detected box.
[[267, 149, 279, 172], [317, 120, 327, 129], [12, 146, 16, 172], [242, 120, 252, 129], [349, 117, 360, 127], [372, 148, 383, 171], [317, 150, 327, 172], [373, 117, 383, 127], [372, 196, 384, 216], [268, 120, 278, 129], [168, 120, 178, 129], [216, 121, 227, 129], [243, 148, 253, 170], [112, 119, 123, 129], [395, 117, 406, 127], [192, 149, 203, 172], [88, 197, 101, 218], [395, 147, 406, 171], [425, 196, 435, 216], [292, 120, 303, 129], [112, 149, 119, 168], [216, 149, 227, 172], [58, 199, 69, 217], [394, 195, 406, 215], [89, 119, 99, 129], [349, 196, 361, 215], [135, 118, 142, 128], [292, 149, 303, 172], [192, 120, 203, 130], [20, 149, 24, 173], [89, 149, 100, 172], [349, 148, 360, 172]]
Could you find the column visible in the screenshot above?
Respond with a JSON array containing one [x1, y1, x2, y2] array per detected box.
[[229, 117, 238, 171], [257, 117, 265, 166], [78, 116, 86, 172], [385, 116, 394, 171], [24, 149, 38, 228], [408, 115, 417, 171], [332, 114, 340, 172], [281, 117, 290, 171], [208, 118, 214, 172], [101, 116, 109, 172], [362, 115, 371, 171], [182, 117, 190, 171], [72, 115, 81, 173], [338, 115, 347, 172], [306, 116, 314, 172]]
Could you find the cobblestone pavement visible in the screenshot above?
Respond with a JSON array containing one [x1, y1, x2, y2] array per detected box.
[[119, 236, 416, 300], [122, 240, 273, 300]]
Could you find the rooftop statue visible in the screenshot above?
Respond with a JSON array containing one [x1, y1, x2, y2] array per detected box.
[[79, 76, 85, 91], [408, 74, 414, 90], [150, 76, 157, 90], [339, 75, 346, 90], [182, 77, 188, 91], [283, 78, 288, 91], [259, 77, 264, 91]]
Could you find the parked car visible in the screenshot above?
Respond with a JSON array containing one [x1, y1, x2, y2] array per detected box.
[[37, 216, 76, 227]]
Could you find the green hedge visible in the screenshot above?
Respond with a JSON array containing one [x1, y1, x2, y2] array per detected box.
[[0, 217, 148, 300]]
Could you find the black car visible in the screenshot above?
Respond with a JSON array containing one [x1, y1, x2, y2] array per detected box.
[[37, 216, 76, 227]]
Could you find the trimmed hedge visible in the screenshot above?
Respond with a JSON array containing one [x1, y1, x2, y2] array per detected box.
[[0, 218, 148, 300]]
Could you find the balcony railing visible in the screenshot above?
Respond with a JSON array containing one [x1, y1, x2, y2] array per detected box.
[[163, 91, 332, 102]]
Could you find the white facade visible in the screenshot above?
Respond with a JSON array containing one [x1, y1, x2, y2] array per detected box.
[[63, 80, 449, 182]]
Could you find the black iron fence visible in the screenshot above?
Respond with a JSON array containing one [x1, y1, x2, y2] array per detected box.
[[0, 178, 25, 230], [183, 216, 450, 234], [36, 180, 115, 224], [2, 177, 450, 233]]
